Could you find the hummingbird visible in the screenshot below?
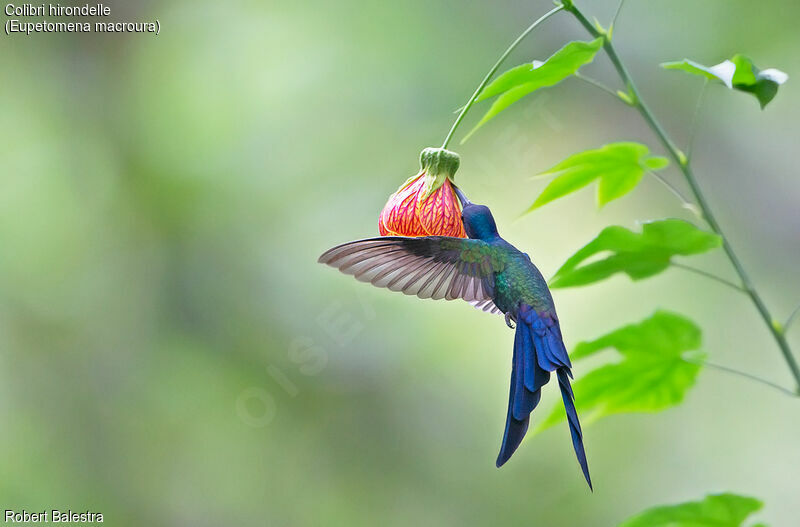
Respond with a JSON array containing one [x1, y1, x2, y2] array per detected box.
[[318, 189, 591, 489]]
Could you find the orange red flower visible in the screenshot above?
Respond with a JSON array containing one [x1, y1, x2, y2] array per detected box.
[[378, 148, 466, 238]]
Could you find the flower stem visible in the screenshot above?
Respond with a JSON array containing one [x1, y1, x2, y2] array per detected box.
[[440, 4, 564, 150], [566, 2, 800, 394]]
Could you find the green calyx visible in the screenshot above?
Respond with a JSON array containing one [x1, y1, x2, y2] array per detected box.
[[418, 147, 461, 199], [420, 147, 461, 178]]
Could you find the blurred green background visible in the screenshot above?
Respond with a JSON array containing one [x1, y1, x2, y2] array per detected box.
[[1, 0, 799, 525]]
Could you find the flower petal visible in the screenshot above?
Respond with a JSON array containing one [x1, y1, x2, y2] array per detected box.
[[380, 175, 427, 237], [417, 180, 466, 238]]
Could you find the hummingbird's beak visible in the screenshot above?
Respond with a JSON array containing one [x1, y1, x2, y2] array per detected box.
[[454, 186, 472, 207]]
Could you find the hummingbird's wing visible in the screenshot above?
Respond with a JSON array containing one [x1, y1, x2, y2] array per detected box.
[[319, 236, 505, 306], [468, 298, 504, 316]]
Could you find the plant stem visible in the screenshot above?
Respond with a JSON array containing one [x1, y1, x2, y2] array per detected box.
[[611, 0, 626, 30], [686, 79, 708, 162], [440, 4, 564, 150], [647, 170, 700, 217], [671, 262, 746, 294], [566, 2, 800, 394], [682, 356, 798, 398], [574, 72, 620, 100], [785, 303, 800, 333]]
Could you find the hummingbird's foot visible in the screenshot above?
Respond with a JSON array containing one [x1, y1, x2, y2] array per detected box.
[[505, 312, 515, 329]]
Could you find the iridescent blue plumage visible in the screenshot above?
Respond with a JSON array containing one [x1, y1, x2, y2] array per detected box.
[[460, 200, 590, 488], [319, 192, 591, 489]]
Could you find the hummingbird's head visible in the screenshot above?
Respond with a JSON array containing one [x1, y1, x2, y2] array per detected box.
[[454, 187, 499, 240]]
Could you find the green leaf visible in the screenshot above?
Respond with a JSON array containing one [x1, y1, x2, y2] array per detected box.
[[528, 142, 669, 210], [662, 54, 788, 108], [618, 492, 764, 527], [461, 38, 603, 142], [537, 311, 704, 431], [550, 219, 721, 289]]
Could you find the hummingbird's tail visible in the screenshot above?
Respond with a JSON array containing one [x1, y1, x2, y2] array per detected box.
[[556, 368, 592, 491], [496, 316, 548, 468], [496, 303, 592, 490]]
